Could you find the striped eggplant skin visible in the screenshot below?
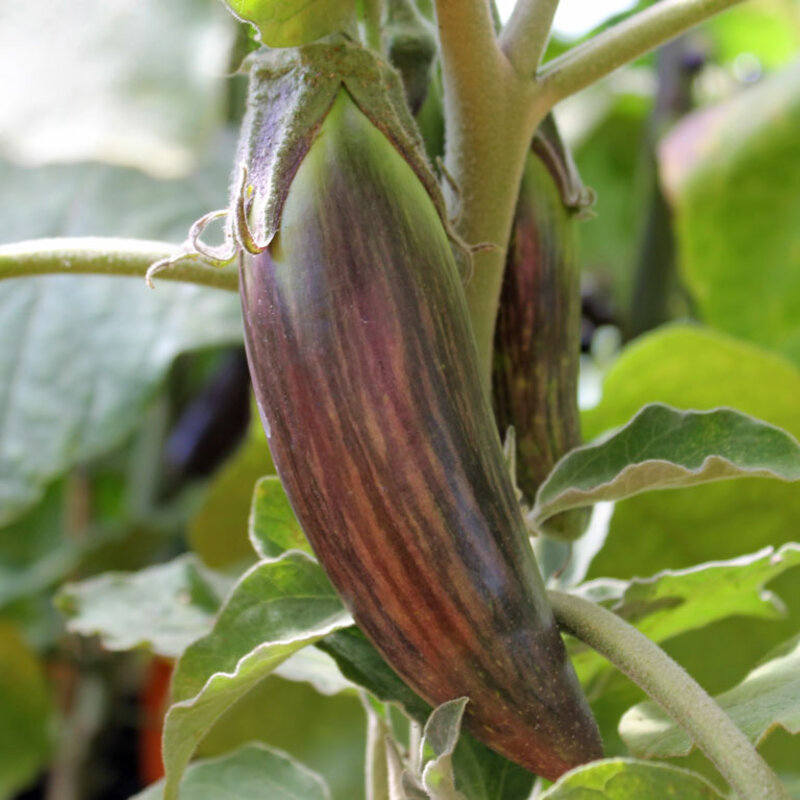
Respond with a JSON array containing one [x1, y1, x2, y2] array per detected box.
[[240, 89, 602, 780], [492, 151, 589, 541]]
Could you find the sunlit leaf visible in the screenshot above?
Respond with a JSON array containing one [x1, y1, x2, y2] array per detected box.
[[420, 698, 469, 800], [222, 0, 356, 47], [162, 552, 352, 800], [570, 543, 800, 691], [534, 404, 800, 532], [56, 554, 234, 658], [582, 325, 800, 578], [539, 758, 722, 798], [249, 475, 310, 558], [132, 742, 331, 800], [661, 61, 800, 365]]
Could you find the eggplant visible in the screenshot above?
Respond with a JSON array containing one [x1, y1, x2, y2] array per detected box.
[[493, 125, 591, 541], [236, 51, 602, 780]]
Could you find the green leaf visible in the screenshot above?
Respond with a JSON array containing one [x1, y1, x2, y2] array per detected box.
[[131, 742, 331, 800], [620, 634, 800, 758], [0, 276, 242, 527], [705, 0, 800, 70], [573, 91, 651, 309], [0, 622, 53, 798], [222, 0, 356, 47], [661, 61, 800, 365], [582, 324, 800, 579], [55, 554, 233, 658], [539, 758, 722, 799], [0, 143, 234, 247], [570, 543, 800, 692], [250, 475, 311, 558], [0, 481, 80, 608], [534, 404, 800, 532], [448, 738, 535, 800], [318, 629, 535, 800], [272, 646, 354, 696], [194, 675, 364, 799], [319, 627, 431, 721], [0, 0, 232, 176], [0, 141, 241, 528], [420, 699, 469, 800], [162, 552, 352, 800]]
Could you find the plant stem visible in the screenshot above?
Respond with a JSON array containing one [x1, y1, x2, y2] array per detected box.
[[548, 590, 790, 800], [361, 0, 384, 52], [434, 0, 548, 391], [0, 238, 238, 291], [499, 0, 561, 76], [538, 0, 746, 102], [363, 700, 391, 800]]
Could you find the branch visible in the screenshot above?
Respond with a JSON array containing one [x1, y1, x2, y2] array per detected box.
[[548, 590, 790, 800], [361, 0, 384, 52], [0, 238, 238, 291], [434, 0, 547, 391], [499, 0, 561, 77], [538, 0, 747, 103]]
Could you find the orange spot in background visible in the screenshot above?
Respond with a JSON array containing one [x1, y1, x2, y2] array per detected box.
[[139, 657, 173, 786]]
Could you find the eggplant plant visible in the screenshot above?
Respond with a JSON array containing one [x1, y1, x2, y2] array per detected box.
[[1, 1, 799, 799]]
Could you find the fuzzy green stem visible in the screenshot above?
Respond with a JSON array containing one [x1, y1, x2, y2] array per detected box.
[[363, 699, 391, 800], [0, 238, 238, 291], [434, 0, 548, 391], [548, 590, 790, 800], [499, 0, 561, 76], [538, 0, 747, 102], [361, 0, 384, 52]]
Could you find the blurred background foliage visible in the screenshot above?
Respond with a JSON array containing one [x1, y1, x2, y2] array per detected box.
[[0, 0, 798, 797]]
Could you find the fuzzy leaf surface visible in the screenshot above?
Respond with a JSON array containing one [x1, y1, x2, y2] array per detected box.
[[132, 742, 330, 800], [162, 552, 352, 800], [319, 628, 535, 800], [250, 475, 310, 558], [569, 543, 800, 691], [56, 555, 233, 658], [539, 758, 722, 799], [0, 142, 239, 528], [534, 403, 800, 531], [582, 325, 800, 579], [420, 699, 469, 800]]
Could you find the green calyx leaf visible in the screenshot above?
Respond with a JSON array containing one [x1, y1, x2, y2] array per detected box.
[[234, 39, 445, 253], [221, 0, 356, 48]]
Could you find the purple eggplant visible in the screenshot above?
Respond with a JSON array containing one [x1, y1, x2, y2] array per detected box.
[[237, 63, 601, 780]]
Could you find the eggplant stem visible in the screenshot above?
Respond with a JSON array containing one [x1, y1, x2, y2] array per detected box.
[[548, 589, 791, 800]]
